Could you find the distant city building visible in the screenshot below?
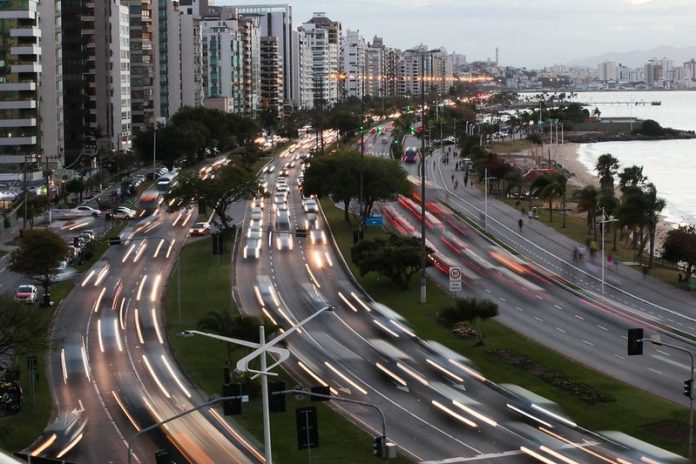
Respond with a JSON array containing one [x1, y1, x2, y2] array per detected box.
[[301, 12, 342, 107], [598, 61, 617, 82], [291, 29, 314, 109], [260, 36, 284, 116], [343, 29, 366, 99], [128, 0, 157, 133]]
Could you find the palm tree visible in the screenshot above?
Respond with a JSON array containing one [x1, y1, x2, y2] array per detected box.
[[642, 183, 666, 267], [573, 185, 599, 233], [530, 171, 566, 223], [595, 153, 619, 195], [197, 310, 265, 365], [618, 165, 647, 192]]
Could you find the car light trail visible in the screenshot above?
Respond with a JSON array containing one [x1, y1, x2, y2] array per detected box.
[[97, 319, 105, 353], [166, 239, 176, 259], [150, 273, 162, 302], [351, 292, 371, 312], [506, 404, 552, 428], [172, 211, 184, 227], [390, 320, 416, 338], [121, 243, 136, 263], [373, 319, 400, 338], [152, 308, 164, 345], [31, 433, 56, 456], [133, 241, 148, 263], [261, 307, 278, 326], [60, 349, 68, 384], [153, 239, 165, 258], [111, 282, 123, 310], [134, 309, 144, 344], [432, 400, 477, 428], [136, 275, 148, 301], [539, 445, 579, 464], [92, 287, 106, 313], [297, 361, 333, 392], [275, 305, 298, 331], [538, 427, 616, 464], [80, 337, 90, 381], [324, 362, 368, 395], [81, 270, 95, 287], [449, 358, 487, 382], [119, 298, 126, 330], [337, 292, 358, 312], [304, 263, 321, 288], [142, 355, 171, 399], [452, 400, 497, 427], [113, 319, 123, 352], [426, 358, 464, 383], [111, 391, 140, 431], [520, 446, 556, 464], [56, 433, 83, 459], [312, 250, 324, 268], [397, 362, 428, 385], [531, 403, 577, 428], [181, 209, 194, 226], [324, 251, 333, 267], [208, 409, 266, 463], [161, 354, 191, 398], [253, 285, 265, 307], [375, 362, 407, 386]]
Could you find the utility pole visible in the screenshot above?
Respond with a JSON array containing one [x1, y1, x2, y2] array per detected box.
[[22, 153, 29, 230]]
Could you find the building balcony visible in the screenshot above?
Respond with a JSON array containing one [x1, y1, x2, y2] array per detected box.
[[11, 63, 41, 73], [0, 11, 36, 20], [10, 27, 41, 38], [0, 118, 37, 128], [0, 82, 36, 92], [0, 100, 36, 110], [11, 46, 40, 56], [0, 136, 37, 146]]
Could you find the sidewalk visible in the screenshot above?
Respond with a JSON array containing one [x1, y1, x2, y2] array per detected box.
[[429, 147, 696, 326]]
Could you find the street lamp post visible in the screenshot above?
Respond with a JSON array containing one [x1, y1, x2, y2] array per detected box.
[[419, 54, 427, 305], [598, 208, 618, 295], [483, 168, 496, 232], [359, 66, 365, 235], [182, 305, 334, 464]]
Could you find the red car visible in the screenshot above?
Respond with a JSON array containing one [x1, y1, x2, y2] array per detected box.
[[15, 285, 38, 304]]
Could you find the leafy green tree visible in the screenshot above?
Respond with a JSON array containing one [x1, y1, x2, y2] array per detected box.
[[17, 193, 48, 228], [327, 110, 361, 143], [634, 119, 665, 137], [530, 171, 566, 223], [65, 177, 86, 202], [165, 163, 258, 231], [642, 183, 666, 267], [439, 297, 499, 344], [573, 185, 599, 232], [351, 235, 430, 288], [618, 165, 647, 191], [9, 229, 68, 299], [662, 226, 696, 281], [595, 153, 619, 195], [302, 150, 409, 224], [0, 297, 53, 368]]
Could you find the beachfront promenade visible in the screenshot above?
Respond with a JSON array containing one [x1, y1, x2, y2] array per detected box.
[[429, 147, 696, 327]]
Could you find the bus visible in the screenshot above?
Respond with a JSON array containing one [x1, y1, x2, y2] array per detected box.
[[137, 189, 162, 216], [402, 146, 418, 164]]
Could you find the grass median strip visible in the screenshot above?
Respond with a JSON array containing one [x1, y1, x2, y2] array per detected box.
[[322, 199, 689, 456], [164, 236, 411, 463]]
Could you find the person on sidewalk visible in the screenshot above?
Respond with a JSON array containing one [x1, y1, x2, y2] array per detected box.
[[527, 209, 533, 223], [518, 218, 523, 233]]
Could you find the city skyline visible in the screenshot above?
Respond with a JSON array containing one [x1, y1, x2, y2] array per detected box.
[[217, 0, 696, 68]]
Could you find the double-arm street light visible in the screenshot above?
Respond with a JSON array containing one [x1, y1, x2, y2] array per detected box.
[[181, 305, 334, 464]]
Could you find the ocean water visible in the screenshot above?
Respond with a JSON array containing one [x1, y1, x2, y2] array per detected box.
[[572, 91, 696, 226]]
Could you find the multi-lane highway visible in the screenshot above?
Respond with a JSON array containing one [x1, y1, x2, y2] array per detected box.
[[233, 136, 685, 463]]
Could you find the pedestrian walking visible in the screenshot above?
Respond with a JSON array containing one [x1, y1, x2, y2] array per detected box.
[[451, 174, 455, 183], [527, 209, 533, 223], [464, 173, 469, 187], [454, 180, 458, 189], [518, 218, 523, 233], [572, 246, 579, 263], [578, 245, 586, 263]]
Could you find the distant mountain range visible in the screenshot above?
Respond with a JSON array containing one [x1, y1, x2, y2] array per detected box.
[[567, 45, 696, 68]]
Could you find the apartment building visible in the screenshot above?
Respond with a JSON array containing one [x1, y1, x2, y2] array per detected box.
[[300, 12, 342, 107], [128, 0, 156, 133], [260, 36, 283, 115], [343, 29, 366, 99], [291, 28, 313, 109]]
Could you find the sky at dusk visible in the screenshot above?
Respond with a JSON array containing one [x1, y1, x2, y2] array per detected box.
[[216, 0, 696, 68]]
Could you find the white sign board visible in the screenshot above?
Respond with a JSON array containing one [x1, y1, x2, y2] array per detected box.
[[449, 266, 462, 292]]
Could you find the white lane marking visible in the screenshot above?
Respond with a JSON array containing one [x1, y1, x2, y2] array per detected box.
[[597, 325, 609, 331], [656, 350, 670, 357], [574, 314, 584, 320], [553, 304, 562, 310], [614, 353, 624, 360], [649, 368, 663, 375], [534, 316, 543, 322], [555, 327, 566, 334], [582, 340, 594, 346]]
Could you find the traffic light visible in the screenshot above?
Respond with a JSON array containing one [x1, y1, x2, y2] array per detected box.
[[372, 436, 385, 458], [269, 381, 286, 413], [684, 379, 693, 398], [222, 383, 242, 415], [409, 126, 415, 134], [627, 328, 644, 356]]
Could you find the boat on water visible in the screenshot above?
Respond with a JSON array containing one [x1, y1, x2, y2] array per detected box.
[[651, 101, 661, 106]]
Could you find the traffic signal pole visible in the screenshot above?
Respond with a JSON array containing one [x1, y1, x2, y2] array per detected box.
[[628, 329, 694, 460]]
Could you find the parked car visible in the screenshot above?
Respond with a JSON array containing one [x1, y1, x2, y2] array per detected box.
[[189, 222, 211, 236], [15, 285, 38, 304]]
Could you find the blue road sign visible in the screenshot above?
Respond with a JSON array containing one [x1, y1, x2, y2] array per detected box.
[[364, 215, 384, 227]]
